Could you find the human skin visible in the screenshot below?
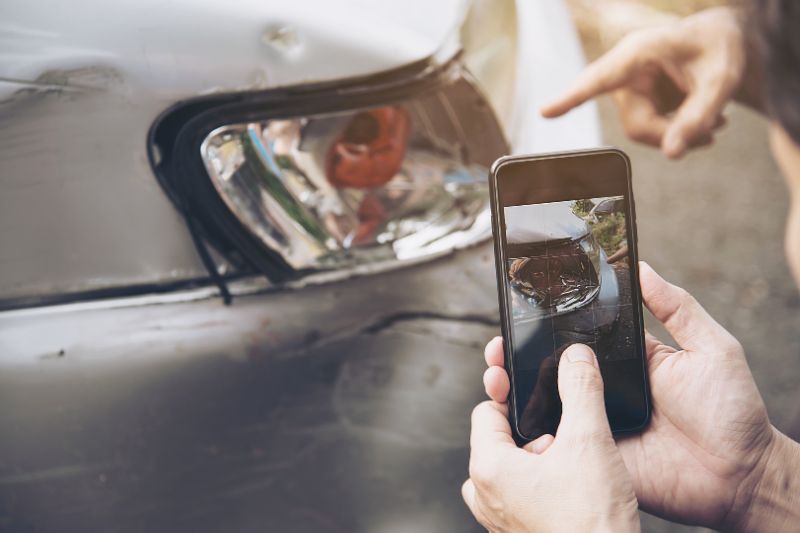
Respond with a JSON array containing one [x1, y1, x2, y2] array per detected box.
[[480, 264, 800, 531], [541, 8, 800, 528], [463, 343, 641, 533], [770, 124, 800, 285], [541, 7, 757, 159]]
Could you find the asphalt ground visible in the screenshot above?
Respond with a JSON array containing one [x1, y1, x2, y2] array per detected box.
[[597, 97, 800, 532]]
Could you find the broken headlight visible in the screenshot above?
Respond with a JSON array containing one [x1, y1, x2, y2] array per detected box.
[[202, 87, 501, 271], [155, 59, 508, 288], [508, 234, 601, 322]]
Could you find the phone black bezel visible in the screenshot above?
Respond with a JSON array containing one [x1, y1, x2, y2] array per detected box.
[[489, 148, 651, 443]]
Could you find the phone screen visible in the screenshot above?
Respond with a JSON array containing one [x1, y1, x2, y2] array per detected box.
[[492, 151, 649, 441]]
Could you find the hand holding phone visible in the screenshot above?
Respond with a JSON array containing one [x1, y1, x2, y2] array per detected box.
[[463, 344, 641, 533], [480, 261, 786, 532], [489, 149, 650, 442]]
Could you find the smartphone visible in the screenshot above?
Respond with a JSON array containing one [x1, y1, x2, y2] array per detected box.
[[489, 148, 650, 443]]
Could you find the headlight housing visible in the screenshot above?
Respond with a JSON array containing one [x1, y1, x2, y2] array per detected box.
[[150, 56, 508, 293], [201, 76, 503, 271]]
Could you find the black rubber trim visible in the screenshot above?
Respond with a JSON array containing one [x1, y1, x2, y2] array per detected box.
[[147, 55, 438, 212], [151, 53, 466, 289], [186, 215, 232, 305], [0, 274, 248, 313]]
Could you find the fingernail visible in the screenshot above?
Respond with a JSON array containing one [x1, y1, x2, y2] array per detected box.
[[564, 344, 595, 364]]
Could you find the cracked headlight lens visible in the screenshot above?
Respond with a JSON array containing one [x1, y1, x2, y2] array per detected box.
[[508, 234, 601, 321], [200, 71, 508, 274]]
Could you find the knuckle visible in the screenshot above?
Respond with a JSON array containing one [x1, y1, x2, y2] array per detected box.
[[648, 281, 672, 308], [620, 29, 653, 49], [721, 66, 739, 87], [705, 71, 726, 88], [470, 401, 490, 423], [564, 422, 609, 445], [724, 336, 744, 355], [566, 422, 607, 442], [469, 456, 501, 490], [669, 288, 693, 323], [709, 67, 738, 90], [626, 124, 651, 144]]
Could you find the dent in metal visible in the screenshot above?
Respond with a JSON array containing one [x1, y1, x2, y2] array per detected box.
[[0, 0, 468, 302]]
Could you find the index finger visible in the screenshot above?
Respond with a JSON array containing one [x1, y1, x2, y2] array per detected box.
[[484, 336, 504, 367], [470, 401, 517, 454], [541, 34, 646, 118]]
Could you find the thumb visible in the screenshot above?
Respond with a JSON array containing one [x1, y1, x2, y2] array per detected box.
[[639, 261, 738, 352], [556, 344, 611, 440]]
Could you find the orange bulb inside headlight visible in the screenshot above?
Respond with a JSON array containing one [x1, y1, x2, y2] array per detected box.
[[326, 107, 410, 189]]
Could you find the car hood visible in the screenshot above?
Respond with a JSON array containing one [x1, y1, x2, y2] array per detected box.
[[0, 0, 466, 96], [505, 202, 590, 244]]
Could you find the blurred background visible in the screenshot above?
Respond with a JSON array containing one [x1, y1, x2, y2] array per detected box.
[[570, 1, 800, 530]]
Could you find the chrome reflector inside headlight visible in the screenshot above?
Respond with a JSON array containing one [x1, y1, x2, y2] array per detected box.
[[198, 69, 507, 274]]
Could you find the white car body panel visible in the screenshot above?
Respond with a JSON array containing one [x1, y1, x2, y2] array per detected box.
[[0, 0, 465, 95], [505, 202, 589, 244], [510, 0, 600, 153], [0, 0, 599, 302]]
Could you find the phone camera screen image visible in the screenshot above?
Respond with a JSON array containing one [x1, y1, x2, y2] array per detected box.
[[493, 151, 649, 441]]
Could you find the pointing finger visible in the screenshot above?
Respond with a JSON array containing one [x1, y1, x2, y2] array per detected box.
[[541, 33, 651, 117]]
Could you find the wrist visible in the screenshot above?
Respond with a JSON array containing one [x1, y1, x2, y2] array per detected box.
[[726, 426, 800, 533], [610, 513, 641, 533], [594, 501, 641, 533], [576, 513, 640, 533]]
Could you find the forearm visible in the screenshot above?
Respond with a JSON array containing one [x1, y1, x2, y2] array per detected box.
[[733, 428, 800, 533]]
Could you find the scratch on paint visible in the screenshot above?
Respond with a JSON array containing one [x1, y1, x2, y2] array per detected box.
[[0, 463, 109, 485]]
